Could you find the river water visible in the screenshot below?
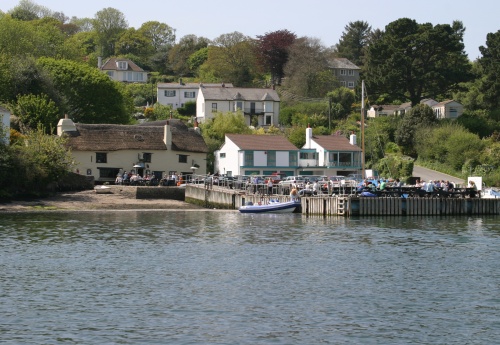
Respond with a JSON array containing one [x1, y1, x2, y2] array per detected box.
[[1, 211, 500, 344]]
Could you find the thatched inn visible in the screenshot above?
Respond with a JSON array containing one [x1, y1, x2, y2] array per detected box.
[[57, 116, 209, 184]]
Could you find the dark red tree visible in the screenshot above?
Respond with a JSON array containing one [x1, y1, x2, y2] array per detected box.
[[256, 29, 296, 85]]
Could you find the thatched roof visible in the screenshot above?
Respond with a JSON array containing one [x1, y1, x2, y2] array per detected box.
[[65, 119, 209, 153]]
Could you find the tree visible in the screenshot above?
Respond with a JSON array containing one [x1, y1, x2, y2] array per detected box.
[[168, 34, 210, 76], [283, 37, 337, 98], [326, 87, 356, 120], [38, 57, 132, 124], [93, 7, 128, 57], [365, 18, 472, 106], [114, 28, 153, 57], [201, 32, 259, 86], [478, 30, 500, 110], [256, 29, 296, 85], [334, 21, 372, 67], [12, 93, 60, 133], [395, 103, 437, 156], [138, 21, 176, 52], [9, 0, 51, 21]]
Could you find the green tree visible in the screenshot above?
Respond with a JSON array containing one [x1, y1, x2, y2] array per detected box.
[[478, 30, 500, 110], [38, 57, 132, 124], [93, 7, 128, 57], [395, 103, 437, 156], [365, 18, 472, 106], [12, 93, 60, 133], [187, 47, 208, 75], [326, 87, 356, 120], [138, 21, 176, 52], [334, 21, 372, 67], [283, 37, 337, 98], [114, 28, 153, 57], [168, 34, 210, 76]]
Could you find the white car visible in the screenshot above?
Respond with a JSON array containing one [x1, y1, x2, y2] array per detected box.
[[279, 176, 306, 189]]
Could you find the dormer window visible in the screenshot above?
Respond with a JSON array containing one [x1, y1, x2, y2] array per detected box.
[[116, 61, 128, 70]]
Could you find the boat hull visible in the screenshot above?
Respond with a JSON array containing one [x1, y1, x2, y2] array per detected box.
[[239, 201, 301, 214]]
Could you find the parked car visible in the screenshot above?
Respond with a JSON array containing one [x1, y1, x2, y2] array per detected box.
[[279, 176, 306, 191], [233, 175, 251, 190]]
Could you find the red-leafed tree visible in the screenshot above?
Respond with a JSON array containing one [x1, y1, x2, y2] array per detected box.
[[256, 29, 296, 85]]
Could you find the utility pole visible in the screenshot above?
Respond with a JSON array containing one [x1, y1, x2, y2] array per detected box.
[[328, 96, 332, 132], [361, 80, 365, 179]]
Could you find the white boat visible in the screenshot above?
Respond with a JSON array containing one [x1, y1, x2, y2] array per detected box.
[[481, 188, 500, 199], [239, 200, 301, 214]]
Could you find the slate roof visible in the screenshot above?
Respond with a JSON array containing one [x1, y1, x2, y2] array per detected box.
[[100, 58, 145, 72], [65, 119, 209, 153], [311, 135, 362, 152], [328, 58, 361, 70], [200, 87, 280, 102], [226, 134, 297, 151], [157, 82, 233, 89]]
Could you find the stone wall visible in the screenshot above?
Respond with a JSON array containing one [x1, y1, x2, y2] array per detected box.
[[107, 185, 185, 200]]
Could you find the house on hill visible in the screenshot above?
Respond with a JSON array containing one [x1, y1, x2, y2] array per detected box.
[[368, 99, 463, 119], [98, 57, 148, 83], [196, 86, 280, 127], [327, 58, 361, 89], [157, 80, 233, 110], [57, 116, 208, 183]]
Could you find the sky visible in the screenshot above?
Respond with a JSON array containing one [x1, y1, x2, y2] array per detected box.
[[1, 0, 498, 60]]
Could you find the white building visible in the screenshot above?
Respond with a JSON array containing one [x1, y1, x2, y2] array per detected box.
[[157, 80, 232, 110], [98, 57, 148, 83], [196, 86, 280, 127]]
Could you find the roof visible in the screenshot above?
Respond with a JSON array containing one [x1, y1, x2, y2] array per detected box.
[[311, 135, 362, 152], [371, 104, 400, 112], [65, 119, 209, 153], [157, 82, 233, 89], [434, 100, 461, 107], [200, 87, 280, 102], [328, 58, 361, 70], [100, 58, 145, 72], [226, 134, 297, 151]]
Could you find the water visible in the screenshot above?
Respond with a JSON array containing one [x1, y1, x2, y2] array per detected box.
[[1, 211, 500, 344]]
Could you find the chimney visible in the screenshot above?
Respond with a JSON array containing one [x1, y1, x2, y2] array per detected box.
[[179, 78, 183, 85], [163, 120, 172, 148], [97, 56, 102, 69], [57, 114, 77, 136], [350, 132, 357, 145], [305, 124, 312, 149]]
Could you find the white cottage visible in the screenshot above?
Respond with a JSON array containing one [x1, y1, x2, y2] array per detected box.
[[57, 117, 209, 183], [196, 86, 280, 127]]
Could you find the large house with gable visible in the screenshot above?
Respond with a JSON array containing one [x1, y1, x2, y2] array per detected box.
[[57, 116, 208, 183], [196, 86, 280, 127], [157, 80, 233, 110], [328, 58, 361, 89], [214, 127, 362, 178], [98, 57, 148, 83]]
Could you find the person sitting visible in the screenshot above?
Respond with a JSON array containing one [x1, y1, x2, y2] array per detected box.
[[469, 180, 477, 198]]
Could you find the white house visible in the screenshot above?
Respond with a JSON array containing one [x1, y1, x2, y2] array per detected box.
[[196, 86, 280, 127], [57, 116, 208, 183], [157, 80, 232, 110], [0, 106, 10, 145], [215, 134, 299, 177], [299, 126, 362, 176], [98, 57, 148, 83], [433, 100, 463, 119]]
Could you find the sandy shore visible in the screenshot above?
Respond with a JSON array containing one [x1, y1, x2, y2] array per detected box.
[[0, 189, 205, 212]]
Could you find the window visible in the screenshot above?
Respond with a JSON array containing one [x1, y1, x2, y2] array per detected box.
[[235, 101, 243, 111], [142, 153, 152, 163], [117, 61, 127, 70], [340, 69, 346, 75], [348, 70, 354, 76], [220, 153, 226, 158], [449, 107, 458, 118], [300, 152, 309, 159], [184, 91, 195, 98], [348, 81, 355, 88], [178, 154, 188, 163], [98, 167, 120, 179], [289, 151, 297, 166], [212, 103, 217, 113], [96, 152, 107, 163], [107, 71, 114, 77], [165, 90, 176, 97], [244, 151, 253, 166], [267, 151, 276, 167], [340, 81, 347, 87]]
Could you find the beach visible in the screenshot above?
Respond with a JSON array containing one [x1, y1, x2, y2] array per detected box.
[[0, 189, 204, 212]]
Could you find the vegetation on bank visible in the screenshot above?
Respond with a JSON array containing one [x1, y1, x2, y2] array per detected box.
[[2, 1, 500, 195]]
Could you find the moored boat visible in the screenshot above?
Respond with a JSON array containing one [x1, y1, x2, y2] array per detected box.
[[239, 199, 301, 214]]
